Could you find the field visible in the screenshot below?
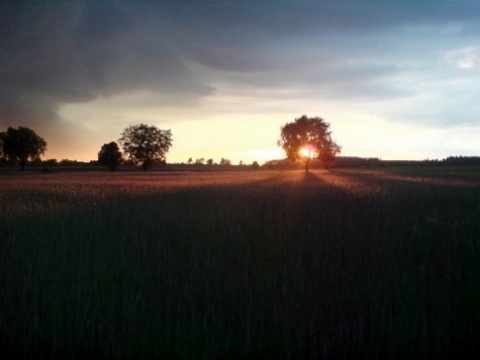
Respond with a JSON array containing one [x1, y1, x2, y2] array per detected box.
[[1, 167, 480, 359]]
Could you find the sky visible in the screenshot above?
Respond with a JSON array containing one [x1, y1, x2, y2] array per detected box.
[[1, 0, 479, 164]]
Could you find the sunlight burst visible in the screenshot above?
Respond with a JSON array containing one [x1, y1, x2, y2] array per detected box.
[[300, 146, 312, 158]]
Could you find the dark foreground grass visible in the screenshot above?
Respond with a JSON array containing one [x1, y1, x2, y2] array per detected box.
[[1, 168, 480, 359]]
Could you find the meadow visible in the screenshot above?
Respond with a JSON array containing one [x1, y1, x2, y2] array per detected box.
[[1, 167, 480, 359]]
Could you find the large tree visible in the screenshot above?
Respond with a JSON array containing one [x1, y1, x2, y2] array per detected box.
[[278, 115, 341, 172], [119, 124, 172, 171], [0, 126, 47, 171], [98, 141, 123, 171]]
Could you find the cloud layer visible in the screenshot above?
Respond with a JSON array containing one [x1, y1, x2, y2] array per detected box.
[[1, 1, 479, 160]]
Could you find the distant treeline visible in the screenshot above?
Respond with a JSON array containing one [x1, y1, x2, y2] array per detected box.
[[264, 156, 480, 169], [263, 157, 383, 169], [0, 157, 259, 171], [379, 156, 480, 167], [2, 155, 480, 171]]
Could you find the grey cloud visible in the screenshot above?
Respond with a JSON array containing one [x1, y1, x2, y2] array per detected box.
[[161, 0, 479, 36], [149, 0, 480, 99], [225, 60, 411, 103], [0, 2, 213, 130], [1, 0, 479, 135]]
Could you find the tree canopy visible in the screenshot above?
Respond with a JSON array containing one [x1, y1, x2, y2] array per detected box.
[[220, 157, 232, 166], [0, 126, 47, 170], [278, 115, 341, 172], [119, 124, 172, 171], [98, 141, 123, 171]]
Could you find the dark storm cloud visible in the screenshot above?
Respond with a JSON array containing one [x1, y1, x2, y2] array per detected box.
[[1, 0, 479, 133], [0, 2, 213, 129], [144, 0, 479, 107]]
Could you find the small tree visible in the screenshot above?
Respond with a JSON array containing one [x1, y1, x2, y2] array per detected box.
[[220, 157, 231, 166], [43, 159, 58, 167], [0, 136, 4, 160], [0, 126, 47, 171], [278, 115, 341, 172], [98, 141, 123, 171], [119, 124, 172, 171]]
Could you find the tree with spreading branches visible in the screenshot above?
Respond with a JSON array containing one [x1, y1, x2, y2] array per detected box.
[[0, 126, 47, 171], [278, 115, 341, 172], [98, 141, 123, 171], [119, 124, 172, 171]]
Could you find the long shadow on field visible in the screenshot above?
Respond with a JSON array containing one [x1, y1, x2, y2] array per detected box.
[[3, 169, 480, 358], [329, 168, 480, 192], [297, 170, 387, 196]]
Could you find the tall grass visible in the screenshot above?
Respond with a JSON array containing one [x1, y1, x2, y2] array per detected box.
[[1, 169, 480, 359]]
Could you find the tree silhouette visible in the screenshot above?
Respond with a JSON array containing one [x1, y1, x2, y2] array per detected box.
[[98, 141, 123, 171], [0, 126, 47, 171], [119, 124, 172, 171], [278, 115, 341, 172], [220, 158, 231, 166]]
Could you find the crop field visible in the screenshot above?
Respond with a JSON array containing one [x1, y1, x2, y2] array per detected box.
[[1, 168, 480, 359]]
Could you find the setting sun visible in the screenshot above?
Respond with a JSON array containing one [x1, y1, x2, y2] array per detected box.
[[300, 147, 310, 157], [300, 146, 316, 158]]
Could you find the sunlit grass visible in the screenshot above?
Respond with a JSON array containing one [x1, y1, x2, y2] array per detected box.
[[1, 168, 480, 358]]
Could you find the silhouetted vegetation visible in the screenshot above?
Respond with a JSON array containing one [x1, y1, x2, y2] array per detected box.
[[278, 115, 341, 172], [220, 157, 232, 166], [119, 124, 172, 171], [443, 155, 480, 166], [331, 156, 383, 168], [43, 159, 59, 167], [263, 155, 480, 170], [98, 141, 123, 171], [0, 126, 47, 170]]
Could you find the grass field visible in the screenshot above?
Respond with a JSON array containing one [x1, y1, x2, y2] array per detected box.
[[1, 167, 480, 359]]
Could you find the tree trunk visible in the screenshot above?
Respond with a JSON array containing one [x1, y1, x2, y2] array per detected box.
[[305, 157, 310, 173], [19, 158, 26, 171]]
